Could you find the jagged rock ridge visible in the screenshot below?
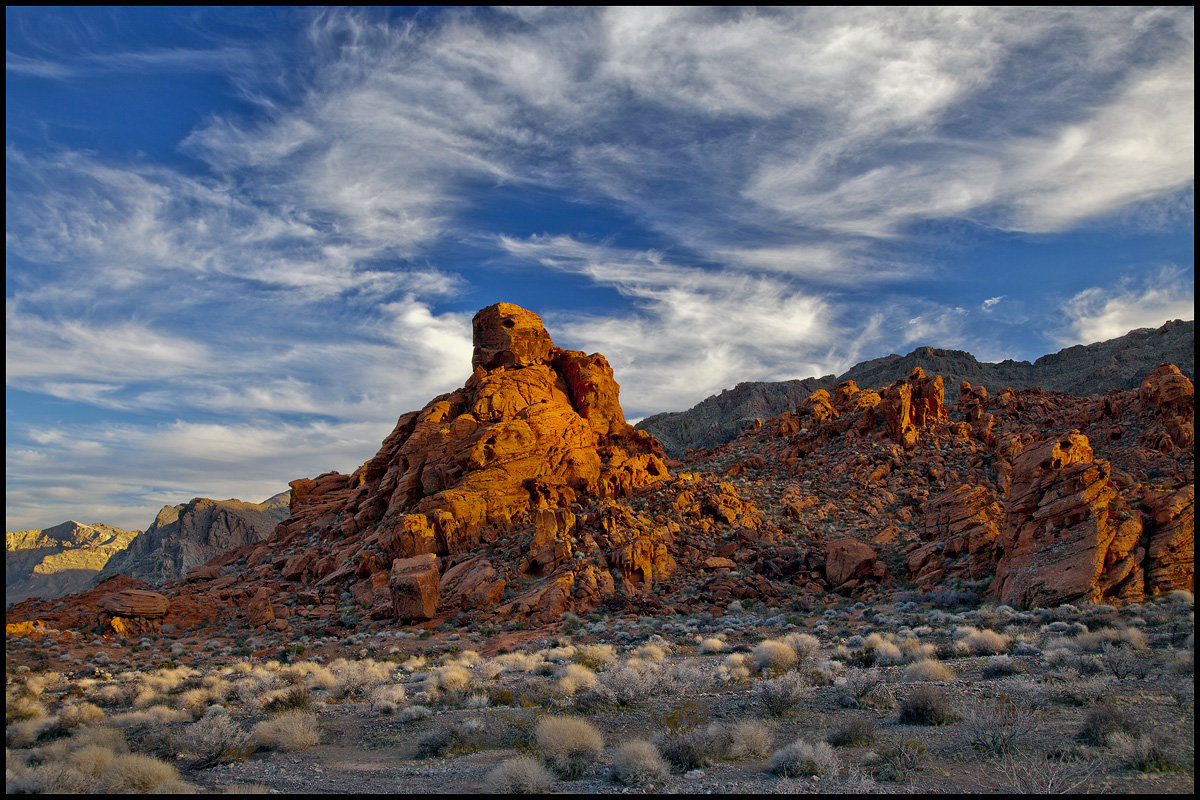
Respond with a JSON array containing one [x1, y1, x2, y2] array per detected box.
[[6, 522, 140, 605], [95, 493, 290, 587], [639, 319, 1194, 455]]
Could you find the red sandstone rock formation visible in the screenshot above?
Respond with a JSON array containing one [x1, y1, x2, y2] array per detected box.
[[275, 303, 672, 621], [992, 432, 1144, 607]]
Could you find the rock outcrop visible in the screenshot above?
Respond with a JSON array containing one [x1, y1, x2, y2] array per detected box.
[[992, 432, 1144, 607], [96, 493, 290, 586], [271, 303, 672, 621], [6, 522, 140, 605]]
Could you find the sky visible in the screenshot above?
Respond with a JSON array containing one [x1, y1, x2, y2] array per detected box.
[[6, 7, 1194, 531]]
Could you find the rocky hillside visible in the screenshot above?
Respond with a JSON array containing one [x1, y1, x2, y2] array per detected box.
[[94, 493, 290, 587], [6, 522, 139, 605], [638, 319, 1194, 455]]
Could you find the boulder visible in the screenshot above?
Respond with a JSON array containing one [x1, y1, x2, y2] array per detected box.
[[825, 537, 877, 588], [100, 588, 169, 618], [389, 554, 440, 620]]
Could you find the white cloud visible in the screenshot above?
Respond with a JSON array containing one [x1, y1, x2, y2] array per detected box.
[[1059, 265, 1195, 345], [982, 296, 1005, 310]]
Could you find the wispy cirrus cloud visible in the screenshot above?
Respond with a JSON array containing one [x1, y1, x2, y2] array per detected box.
[[1059, 265, 1195, 346]]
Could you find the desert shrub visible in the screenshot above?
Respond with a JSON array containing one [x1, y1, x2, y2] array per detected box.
[[898, 686, 959, 725], [870, 737, 928, 782], [486, 756, 555, 793], [903, 658, 955, 682], [698, 637, 726, 654], [658, 722, 732, 771], [95, 753, 181, 793], [1107, 731, 1176, 771], [1075, 627, 1147, 653], [368, 684, 408, 714], [753, 671, 812, 717], [828, 716, 876, 747], [261, 685, 318, 715], [573, 644, 618, 670], [541, 645, 577, 663], [1099, 643, 1149, 680], [555, 663, 598, 697], [398, 704, 431, 723], [593, 661, 658, 706], [534, 715, 603, 778], [954, 627, 1011, 656], [769, 739, 838, 778], [782, 633, 820, 664], [57, 701, 106, 731], [897, 637, 937, 662], [720, 653, 752, 681], [430, 664, 473, 703], [632, 643, 668, 663], [65, 743, 119, 777], [728, 719, 774, 758], [1077, 704, 1141, 746], [861, 633, 905, 666], [250, 711, 319, 751], [752, 640, 798, 673], [990, 751, 1100, 793], [964, 695, 1038, 754], [331, 658, 392, 699], [981, 655, 1026, 679], [176, 712, 252, 766], [14, 762, 95, 793], [415, 718, 488, 758], [611, 739, 668, 785], [6, 695, 47, 723]]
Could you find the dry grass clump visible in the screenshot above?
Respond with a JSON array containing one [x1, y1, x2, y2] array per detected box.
[[486, 756, 555, 793], [57, 701, 106, 730], [261, 685, 320, 715], [769, 739, 838, 778], [534, 715, 603, 778], [329, 658, 393, 700], [398, 704, 432, 723], [728, 719, 774, 758], [6, 719, 51, 748], [981, 655, 1026, 679], [953, 627, 1011, 656], [429, 664, 474, 703], [611, 739, 668, 785], [782, 632, 820, 663], [1074, 626, 1147, 653], [250, 711, 319, 751], [110, 704, 192, 728], [903, 658, 956, 682], [752, 639, 798, 672], [573, 643, 617, 670], [719, 653, 752, 681], [698, 637, 726, 654], [368, 684, 408, 714], [753, 671, 812, 716], [95, 752, 181, 793], [554, 663, 598, 697], [280, 661, 338, 690], [868, 737, 928, 782], [897, 686, 959, 726], [5, 695, 47, 723], [10, 761, 95, 793], [632, 643, 668, 663]]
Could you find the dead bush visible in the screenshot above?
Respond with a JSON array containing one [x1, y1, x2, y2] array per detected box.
[[611, 739, 668, 786], [769, 739, 838, 778], [250, 711, 319, 751], [898, 686, 959, 726], [486, 756, 555, 793], [534, 715, 603, 778]]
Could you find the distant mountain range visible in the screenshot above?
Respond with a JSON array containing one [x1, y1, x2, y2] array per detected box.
[[637, 319, 1194, 456], [6, 493, 289, 606], [6, 521, 140, 605]]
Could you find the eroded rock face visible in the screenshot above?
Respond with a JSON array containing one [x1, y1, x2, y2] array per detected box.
[[276, 302, 672, 621], [992, 432, 1144, 607], [7, 522, 140, 605]]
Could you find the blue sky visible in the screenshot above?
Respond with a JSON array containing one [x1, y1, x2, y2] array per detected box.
[[6, 7, 1194, 531]]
